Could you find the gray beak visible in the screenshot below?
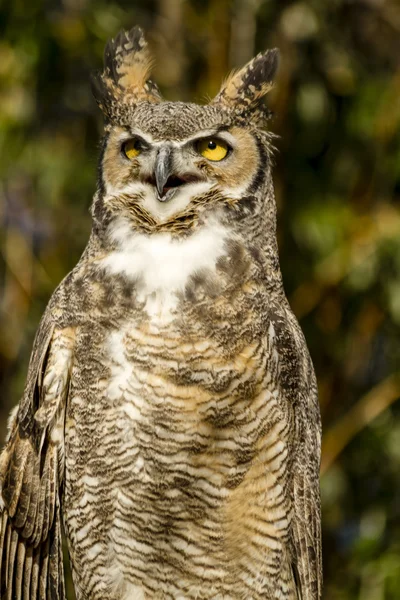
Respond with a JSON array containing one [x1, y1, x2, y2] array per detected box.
[[155, 146, 173, 201]]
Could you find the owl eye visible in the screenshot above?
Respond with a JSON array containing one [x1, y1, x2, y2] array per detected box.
[[122, 138, 143, 160], [196, 138, 229, 161]]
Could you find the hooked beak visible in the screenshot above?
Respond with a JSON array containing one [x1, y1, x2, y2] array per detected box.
[[155, 146, 173, 202]]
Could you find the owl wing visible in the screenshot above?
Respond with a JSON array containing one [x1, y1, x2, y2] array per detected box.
[[268, 306, 322, 599], [0, 316, 75, 600], [291, 355, 322, 600]]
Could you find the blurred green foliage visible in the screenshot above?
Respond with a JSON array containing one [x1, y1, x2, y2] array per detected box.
[[0, 0, 399, 598]]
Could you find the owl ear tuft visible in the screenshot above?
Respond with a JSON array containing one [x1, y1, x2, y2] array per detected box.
[[91, 26, 162, 118], [212, 49, 279, 117]]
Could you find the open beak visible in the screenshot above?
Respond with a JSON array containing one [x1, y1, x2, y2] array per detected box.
[[155, 146, 173, 202], [153, 146, 203, 202]]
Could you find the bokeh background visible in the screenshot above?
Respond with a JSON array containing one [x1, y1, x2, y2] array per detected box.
[[1, 0, 399, 598]]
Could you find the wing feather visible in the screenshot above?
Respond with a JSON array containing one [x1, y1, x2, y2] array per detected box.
[[292, 363, 322, 600], [0, 320, 75, 600], [21, 458, 39, 540], [30, 545, 41, 599], [15, 540, 26, 598], [38, 537, 50, 598], [268, 305, 322, 599], [48, 504, 65, 599], [0, 511, 11, 591], [6, 528, 18, 599], [22, 545, 33, 600]]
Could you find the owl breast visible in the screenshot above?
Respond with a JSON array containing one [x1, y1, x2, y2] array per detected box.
[[63, 224, 296, 599]]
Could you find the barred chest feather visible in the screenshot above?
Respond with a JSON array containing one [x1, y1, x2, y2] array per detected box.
[[64, 221, 296, 599]]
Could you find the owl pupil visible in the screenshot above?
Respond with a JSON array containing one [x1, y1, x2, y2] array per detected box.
[[208, 140, 217, 150]]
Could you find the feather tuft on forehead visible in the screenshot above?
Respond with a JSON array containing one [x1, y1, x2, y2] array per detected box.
[[211, 49, 279, 125], [91, 26, 161, 119]]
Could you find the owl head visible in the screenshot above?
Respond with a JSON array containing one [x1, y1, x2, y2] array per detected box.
[[91, 27, 279, 239]]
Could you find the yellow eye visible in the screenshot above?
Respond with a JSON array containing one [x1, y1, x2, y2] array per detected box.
[[123, 138, 142, 160], [197, 138, 229, 161]]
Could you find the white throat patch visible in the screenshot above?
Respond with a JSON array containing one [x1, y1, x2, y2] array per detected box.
[[100, 217, 227, 317]]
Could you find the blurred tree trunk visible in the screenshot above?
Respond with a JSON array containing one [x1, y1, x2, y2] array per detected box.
[[230, 0, 261, 66], [152, 0, 186, 99], [206, 0, 231, 95]]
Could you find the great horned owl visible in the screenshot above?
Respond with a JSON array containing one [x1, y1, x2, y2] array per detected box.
[[0, 27, 322, 600]]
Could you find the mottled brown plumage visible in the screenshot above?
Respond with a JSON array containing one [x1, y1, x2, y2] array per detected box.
[[0, 26, 322, 599]]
